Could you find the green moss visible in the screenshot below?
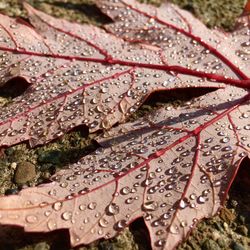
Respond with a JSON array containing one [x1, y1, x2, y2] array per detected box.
[[170, 0, 246, 30], [0, 0, 111, 25]]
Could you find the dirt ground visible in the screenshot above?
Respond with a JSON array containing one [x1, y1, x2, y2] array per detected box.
[[0, 0, 249, 249]]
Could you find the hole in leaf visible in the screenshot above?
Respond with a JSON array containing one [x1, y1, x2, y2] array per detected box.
[[231, 157, 250, 191], [228, 157, 250, 226], [130, 87, 217, 121], [145, 87, 216, 106], [35, 124, 99, 167], [39, 1, 112, 25], [178, 3, 195, 13], [16, 17, 33, 27], [0, 225, 71, 249], [2, 124, 99, 188], [0, 77, 30, 99], [130, 218, 151, 250]]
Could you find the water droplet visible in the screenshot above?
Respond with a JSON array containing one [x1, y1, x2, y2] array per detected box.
[[52, 202, 62, 211], [61, 211, 72, 221], [99, 218, 109, 228], [179, 199, 186, 209], [165, 184, 174, 190], [180, 221, 187, 227], [47, 219, 57, 230], [239, 152, 247, 157], [88, 202, 97, 210], [78, 187, 89, 194], [95, 212, 101, 218], [115, 220, 127, 230], [212, 145, 221, 150], [106, 203, 119, 215], [169, 225, 179, 234], [142, 201, 158, 211], [142, 178, 153, 187], [98, 229, 104, 235], [197, 196, 206, 204], [156, 239, 166, 247], [26, 215, 38, 224], [202, 189, 210, 196], [79, 204, 86, 211], [223, 146, 232, 151], [156, 229, 164, 236], [66, 194, 74, 200], [120, 186, 130, 195], [241, 113, 248, 118], [125, 197, 134, 204], [205, 138, 213, 143], [44, 210, 51, 217], [221, 137, 230, 143], [213, 180, 221, 187], [60, 182, 68, 188], [244, 125, 250, 130], [10, 24, 17, 29], [83, 218, 89, 224], [190, 194, 196, 200]]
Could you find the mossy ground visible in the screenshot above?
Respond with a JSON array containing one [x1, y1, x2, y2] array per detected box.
[[0, 0, 249, 249]]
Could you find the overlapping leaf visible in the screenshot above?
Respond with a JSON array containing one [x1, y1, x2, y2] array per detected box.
[[0, 85, 249, 249], [0, 1, 250, 250], [97, 0, 250, 77], [0, 1, 249, 148]]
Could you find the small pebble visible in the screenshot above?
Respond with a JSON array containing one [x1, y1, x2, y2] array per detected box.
[[238, 215, 246, 224], [14, 162, 36, 184], [0, 2, 7, 10], [223, 222, 229, 231], [10, 162, 17, 170], [236, 225, 248, 236]]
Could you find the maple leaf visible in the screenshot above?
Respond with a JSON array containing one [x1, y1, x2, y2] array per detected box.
[[0, 1, 249, 148], [0, 1, 249, 250], [0, 86, 249, 249]]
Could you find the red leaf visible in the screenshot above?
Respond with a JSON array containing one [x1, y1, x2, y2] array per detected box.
[[0, 1, 249, 147], [0, 86, 249, 249], [0, 1, 249, 249]]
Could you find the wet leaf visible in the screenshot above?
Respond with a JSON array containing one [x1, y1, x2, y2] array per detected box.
[[0, 1, 249, 250], [0, 1, 249, 147], [0, 85, 249, 249]]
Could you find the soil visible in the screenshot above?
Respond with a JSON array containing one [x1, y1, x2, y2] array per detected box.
[[0, 0, 249, 250]]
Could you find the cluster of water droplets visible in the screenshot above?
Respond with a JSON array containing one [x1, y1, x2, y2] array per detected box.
[[0, 1, 250, 249], [0, 84, 249, 249], [98, 0, 244, 81], [93, 86, 249, 247], [0, 5, 222, 149], [230, 23, 250, 65]]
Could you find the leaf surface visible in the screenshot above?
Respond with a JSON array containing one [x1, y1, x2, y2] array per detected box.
[[0, 86, 249, 249], [0, 1, 250, 250], [0, 1, 249, 147]]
